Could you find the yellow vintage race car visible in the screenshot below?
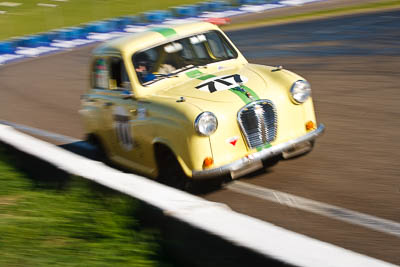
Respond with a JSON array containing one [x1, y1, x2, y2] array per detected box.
[[80, 22, 325, 186]]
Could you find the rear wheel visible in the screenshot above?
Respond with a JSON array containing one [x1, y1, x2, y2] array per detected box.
[[86, 134, 110, 163]]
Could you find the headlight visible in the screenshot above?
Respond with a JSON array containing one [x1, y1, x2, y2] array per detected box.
[[290, 80, 311, 104], [195, 112, 218, 136]]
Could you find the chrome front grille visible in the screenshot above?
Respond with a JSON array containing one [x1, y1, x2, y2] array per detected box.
[[237, 100, 277, 149]]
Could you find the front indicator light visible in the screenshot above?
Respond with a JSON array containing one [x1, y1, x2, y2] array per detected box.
[[203, 157, 214, 169], [306, 121, 316, 131]]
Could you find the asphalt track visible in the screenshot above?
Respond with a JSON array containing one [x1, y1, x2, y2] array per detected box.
[[1, 8, 400, 265]]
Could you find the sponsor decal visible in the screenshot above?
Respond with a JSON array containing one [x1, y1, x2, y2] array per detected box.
[[226, 136, 238, 146], [94, 58, 108, 89], [137, 106, 147, 120], [113, 106, 133, 150], [195, 74, 248, 93]]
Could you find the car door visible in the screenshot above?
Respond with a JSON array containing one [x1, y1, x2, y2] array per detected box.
[[86, 56, 119, 155], [101, 56, 147, 171]]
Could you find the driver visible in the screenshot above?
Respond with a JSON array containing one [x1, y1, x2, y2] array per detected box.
[[134, 53, 156, 83]]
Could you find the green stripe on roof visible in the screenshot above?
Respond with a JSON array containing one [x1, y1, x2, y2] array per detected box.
[[185, 70, 204, 79], [150, 27, 177, 38], [198, 74, 215, 80], [185, 70, 216, 80]]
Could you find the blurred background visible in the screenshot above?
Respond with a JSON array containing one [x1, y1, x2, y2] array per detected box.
[[1, 0, 400, 266]]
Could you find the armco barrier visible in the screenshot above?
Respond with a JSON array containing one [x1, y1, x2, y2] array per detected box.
[[0, 124, 396, 267]]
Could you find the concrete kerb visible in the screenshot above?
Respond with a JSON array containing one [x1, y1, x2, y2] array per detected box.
[[0, 124, 397, 267]]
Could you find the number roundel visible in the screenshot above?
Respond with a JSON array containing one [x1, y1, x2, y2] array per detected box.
[[113, 106, 133, 150], [195, 74, 249, 93]]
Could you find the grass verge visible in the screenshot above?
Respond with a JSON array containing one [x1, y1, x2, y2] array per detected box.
[[222, 0, 400, 31], [0, 144, 171, 266], [0, 0, 203, 40]]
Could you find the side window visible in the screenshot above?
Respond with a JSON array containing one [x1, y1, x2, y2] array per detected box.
[[133, 49, 159, 85], [93, 58, 109, 89], [109, 57, 129, 90]]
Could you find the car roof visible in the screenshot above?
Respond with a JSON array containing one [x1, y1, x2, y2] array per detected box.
[[92, 22, 221, 57]]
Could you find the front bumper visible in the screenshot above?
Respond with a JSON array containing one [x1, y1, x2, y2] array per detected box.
[[192, 123, 325, 179]]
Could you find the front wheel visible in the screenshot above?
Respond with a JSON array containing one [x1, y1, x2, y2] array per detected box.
[[155, 146, 191, 191]]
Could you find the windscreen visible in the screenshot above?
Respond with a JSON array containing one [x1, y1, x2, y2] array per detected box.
[[132, 30, 238, 85]]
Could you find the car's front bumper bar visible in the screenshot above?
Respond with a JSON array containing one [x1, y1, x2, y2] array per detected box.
[[192, 124, 325, 179]]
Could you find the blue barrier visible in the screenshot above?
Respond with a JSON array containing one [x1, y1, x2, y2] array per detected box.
[[107, 17, 131, 30], [44, 31, 61, 42], [12, 36, 30, 47], [84, 21, 114, 33], [55, 27, 88, 40], [171, 5, 198, 18], [13, 35, 50, 48], [142, 10, 173, 23], [0, 41, 15, 54], [119, 15, 141, 25], [209, 1, 229, 11], [196, 1, 230, 11], [233, 0, 270, 4]]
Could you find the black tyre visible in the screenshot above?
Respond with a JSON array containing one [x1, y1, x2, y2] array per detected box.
[[155, 145, 192, 191], [86, 134, 110, 163]]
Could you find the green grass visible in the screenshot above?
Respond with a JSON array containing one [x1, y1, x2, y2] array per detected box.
[[0, 145, 171, 266], [0, 0, 204, 40], [222, 0, 400, 30]]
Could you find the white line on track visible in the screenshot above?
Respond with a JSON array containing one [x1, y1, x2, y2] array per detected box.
[[226, 181, 400, 238]]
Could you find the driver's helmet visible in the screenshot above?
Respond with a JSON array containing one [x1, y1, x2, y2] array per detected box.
[[134, 52, 153, 71]]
